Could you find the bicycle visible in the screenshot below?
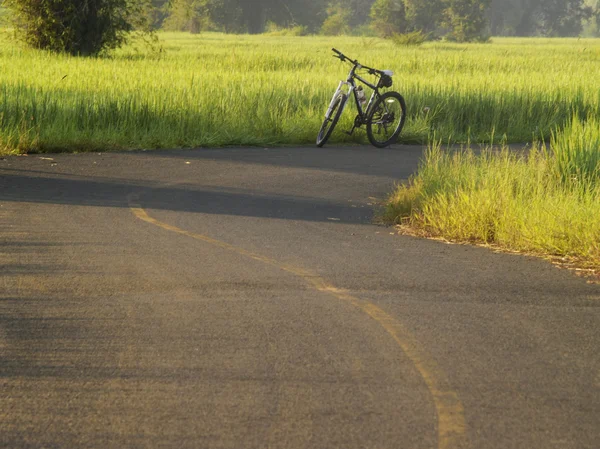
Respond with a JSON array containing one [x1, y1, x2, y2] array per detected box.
[[316, 48, 407, 148]]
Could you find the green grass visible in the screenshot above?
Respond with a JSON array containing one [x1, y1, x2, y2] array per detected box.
[[383, 116, 600, 270], [0, 31, 599, 154]]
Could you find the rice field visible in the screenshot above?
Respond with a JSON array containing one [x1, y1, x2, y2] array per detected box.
[[0, 31, 599, 154]]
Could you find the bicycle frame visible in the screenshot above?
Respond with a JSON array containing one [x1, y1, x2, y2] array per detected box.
[[347, 65, 380, 120], [326, 66, 380, 121], [324, 53, 394, 143]]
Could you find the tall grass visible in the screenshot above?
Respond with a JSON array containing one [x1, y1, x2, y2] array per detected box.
[[551, 115, 600, 189], [0, 32, 599, 154], [384, 116, 600, 268]]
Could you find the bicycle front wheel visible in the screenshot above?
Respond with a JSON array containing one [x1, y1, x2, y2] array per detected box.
[[316, 93, 348, 147], [366, 92, 406, 148]]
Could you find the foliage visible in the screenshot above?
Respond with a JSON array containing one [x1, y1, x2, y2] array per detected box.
[[369, 0, 406, 38], [490, 0, 594, 36], [389, 30, 429, 45], [0, 4, 8, 24], [538, 0, 592, 36], [444, 0, 491, 42], [320, 1, 350, 35], [264, 22, 308, 36], [145, 0, 170, 29], [135, 0, 597, 38], [163, 0, 220, 32], [582, 0, 600, 36], [4, 0, 152, 56], [163, 0, 246, 33], [403, 0, 444, 33]]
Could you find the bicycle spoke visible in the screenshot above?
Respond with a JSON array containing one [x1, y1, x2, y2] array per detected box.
[[366, 92, 406, 148]]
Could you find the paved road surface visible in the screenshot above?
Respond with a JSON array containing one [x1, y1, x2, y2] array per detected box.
[[1, 146, 599, 449]]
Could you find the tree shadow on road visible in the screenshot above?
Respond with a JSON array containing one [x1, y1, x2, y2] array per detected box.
[[123, 145, 425, 179], [0, 170, 374, 224]]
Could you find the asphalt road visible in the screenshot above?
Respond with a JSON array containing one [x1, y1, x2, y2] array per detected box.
[[1, 145, 599, 449]]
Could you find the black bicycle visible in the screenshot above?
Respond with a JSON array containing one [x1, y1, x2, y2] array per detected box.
[[316, 48, 407, 148]]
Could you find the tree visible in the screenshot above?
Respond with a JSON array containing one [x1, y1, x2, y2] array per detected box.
[[537, 0, 591, 36], [493, 0, 593, 36], [370, 0, 407, 37], [320, 1, 351, 35], [163, 0, 246, 33], [404, 0, 445, 33], [582, 0, 600, 36], [221, 0, 289, 34], [4, 0, 152, 56], [444, 0, 491, 42], [154, 0, 592, 37], [344, 0, 380, 28], [147, 0, 170, 30], [488, 0, 523, 35], [282, 0, 324, 32], [164, 0, 211, 32]]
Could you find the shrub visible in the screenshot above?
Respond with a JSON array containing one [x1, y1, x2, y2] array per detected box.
[[4, 0, 150, 56], [390, 30, 430, 46], [264, 22, 308, 36]]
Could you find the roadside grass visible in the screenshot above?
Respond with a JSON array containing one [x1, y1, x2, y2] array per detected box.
[[382, 116, 600, 273], [0, 32, 599, 154]]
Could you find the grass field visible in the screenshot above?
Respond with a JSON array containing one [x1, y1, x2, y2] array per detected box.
[[0, 31, 599, 154], [383, 116, 600, 273]]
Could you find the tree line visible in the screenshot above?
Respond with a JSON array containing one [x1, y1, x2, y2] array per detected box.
[[2, 0, 598, 57], [161, 0, 599, 38]]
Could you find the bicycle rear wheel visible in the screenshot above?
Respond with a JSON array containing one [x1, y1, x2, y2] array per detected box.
[[316, 93, 348, 147], [366, 92, 406, 148]]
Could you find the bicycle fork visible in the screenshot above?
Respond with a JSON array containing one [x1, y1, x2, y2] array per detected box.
[[325, 81, 350, 119]]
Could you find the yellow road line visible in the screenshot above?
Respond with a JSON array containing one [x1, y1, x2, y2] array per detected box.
[[128, 192, 467, 449]]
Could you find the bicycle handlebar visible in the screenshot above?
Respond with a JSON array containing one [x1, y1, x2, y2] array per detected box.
[[331, 48, 382, 75]]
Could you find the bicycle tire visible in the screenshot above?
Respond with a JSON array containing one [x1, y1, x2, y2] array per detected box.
[[366, 91, 406, 148], [316, 93, 348, 147]]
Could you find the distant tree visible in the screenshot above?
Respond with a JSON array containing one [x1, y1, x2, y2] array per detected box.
[[537, 0, 591, 36], [512, 0, 540, 36], [444, 0, 491, 41], [370, 0, 407, 37], [320, 1, 351, 35], [164, 0, 207, 32], [207, 0, 302, 34], [155, 0, 594, 38], [4, 0, 152, 55], [583, 0, 600, 35], [209, 0, 243, 32], [281, 0, 324, 32], [163, 0, 245, 33], [147, 0, 170, 29], [404, 0, 445, 33], [488, 0, 523, 35], [502, 0, 592, 36], [344, 0, 379, 28], [236, 0, 266, 33]]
